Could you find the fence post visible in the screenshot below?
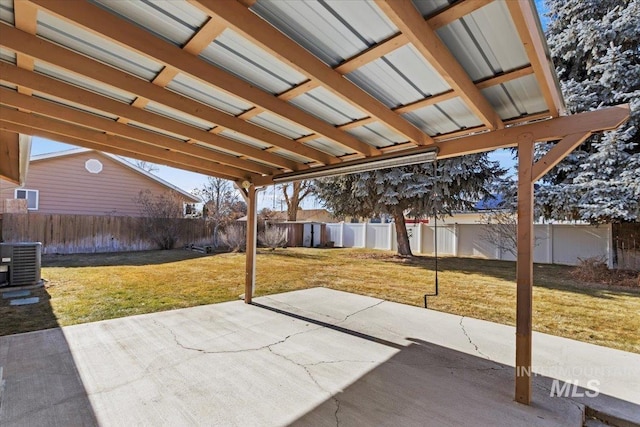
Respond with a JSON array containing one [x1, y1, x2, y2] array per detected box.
[[387, 222, 393, 251], [362, 222, 368, 248], [606, 223, 614, 269], [339, 221, 344, 247], [416, 223, 423, 254], [547, 224, 553, 264], [453, 223, 459, 257]]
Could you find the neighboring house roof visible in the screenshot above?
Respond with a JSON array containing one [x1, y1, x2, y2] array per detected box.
[[30, 148, 199, 203]]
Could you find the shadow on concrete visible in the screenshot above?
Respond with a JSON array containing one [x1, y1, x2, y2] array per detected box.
[[254, 302, 639, 427], [0, 293, 98, 426]]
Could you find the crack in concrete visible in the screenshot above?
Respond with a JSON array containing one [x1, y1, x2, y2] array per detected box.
[[459, 317, 491, 360], [303, 359, 377, 367], [339, 300, 384, 323], [266, 344, 343, 426], [154, 319, 318, 356]]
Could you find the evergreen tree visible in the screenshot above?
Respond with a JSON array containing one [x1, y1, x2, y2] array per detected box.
[[315, 154, 503, 256], [537, 0, 640, 223]]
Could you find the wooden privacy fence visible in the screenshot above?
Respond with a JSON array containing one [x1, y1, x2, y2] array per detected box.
[[0, 213, 214, 254]]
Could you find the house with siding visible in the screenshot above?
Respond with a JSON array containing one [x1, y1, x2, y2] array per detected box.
[[0, 148, 200, 216]]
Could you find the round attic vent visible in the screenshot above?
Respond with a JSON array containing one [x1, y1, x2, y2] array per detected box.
[[85, 159, 103, 174]]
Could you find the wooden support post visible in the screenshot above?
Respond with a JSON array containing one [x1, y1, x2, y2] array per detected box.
[[244, 184, 257, 304], [516, 135, 535, 404], [0, 131, 21, 184]]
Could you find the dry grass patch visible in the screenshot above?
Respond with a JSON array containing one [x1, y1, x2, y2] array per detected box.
[[1, 248, 638, 354]]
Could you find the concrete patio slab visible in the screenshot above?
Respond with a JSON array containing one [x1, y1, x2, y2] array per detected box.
[[1, 287, 638, 426]]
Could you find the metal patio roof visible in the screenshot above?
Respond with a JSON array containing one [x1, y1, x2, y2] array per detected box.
[[0, 0, 626, 186]]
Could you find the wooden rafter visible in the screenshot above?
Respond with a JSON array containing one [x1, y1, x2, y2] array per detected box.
[[333, 33, 409, 75], [0, 62, 297, 172], [0, 113, 247, 181], [0, 90, 266, 178], [27, 0, 378, 158], [189, 0, 430, 147], [0, 23, 336, 167], [13, 0, 37, 97], [507, 0, 565, 117], [376, 0, 503, 130], [427, 0, 494, 30]]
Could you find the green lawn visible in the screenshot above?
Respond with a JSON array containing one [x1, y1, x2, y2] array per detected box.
[[1, 248, 638, 353]]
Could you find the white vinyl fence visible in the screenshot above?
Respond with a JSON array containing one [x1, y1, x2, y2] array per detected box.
[[325, 222, 613, 267]]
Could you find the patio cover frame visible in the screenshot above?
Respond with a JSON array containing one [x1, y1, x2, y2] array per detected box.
[[0, 0, 630, 405]]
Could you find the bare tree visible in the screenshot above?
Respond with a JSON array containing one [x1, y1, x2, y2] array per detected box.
[[479, 210, 519, 257], [134, 160, 160, 174], [135, 190, 186, 249], [193, 177, 246, 247], [258, 225, 287, 250], [281, 181, 314, 221]]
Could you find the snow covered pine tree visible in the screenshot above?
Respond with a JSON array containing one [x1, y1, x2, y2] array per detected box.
[[537, 0, 640, 223]]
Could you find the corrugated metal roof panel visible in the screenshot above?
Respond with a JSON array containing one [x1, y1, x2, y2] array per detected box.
[[412, 0, 452, 17], [37, 11, 163, 81], [0, 0, 14, 24], [347, 44, 451, 108], [249, 112, 309, 139], [34, 60, 137, 104], [436, 2, 529, 81], [127, 120, 189, 141], [252, 0, 397, 66], [305, 138, 352, 157], [144, 101, 215, 130], [289, 86, 367, 126], [482, 74, 548, 120], [167, 73, 252, 116], [91, 0, 207, 46], [346, 122, 407, 148], [403, 98, 483, 135], [270, 148, 314, 164], [33, 91, 119, 120], [192, 141, 242, 158], [0, 47, 16, 64], [0, 81, 17, 90], [219, 129, 272, 150], [199, 28, 306, 95]]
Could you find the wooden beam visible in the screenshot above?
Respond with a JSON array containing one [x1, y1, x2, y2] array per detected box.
[[516, 134, 534, 405], [334, 33, 409, 74], [13, 0, 38, 97], [376, 0, 503, 130], [0, 91, 261, 179], [337, 117, 377, 131], [532, 132, 591, 182], [434, 104, 629, 158], [0, 62, 297, 172], [475, 65, 534, 90], [182, 17, 226, 54], [244, 184, 257, 303], [0, 23, 337, 166], [506, 0, 565, 117], [26, 2, 374, 159], [0, 118, 241, 181], [189, 0, 429, 147], [427, 0, 494, 30], [277, 80, 320, 101], [0, 130, 20, 184], [393, 90, 457, 114]]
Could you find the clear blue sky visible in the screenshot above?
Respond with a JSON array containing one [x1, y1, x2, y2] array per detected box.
[[30, 0, 550, 208]]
